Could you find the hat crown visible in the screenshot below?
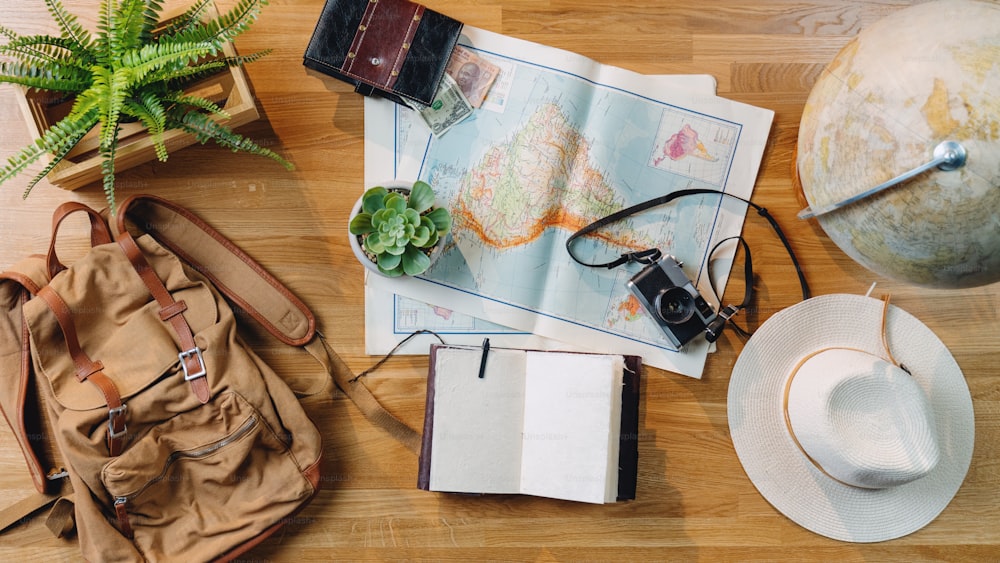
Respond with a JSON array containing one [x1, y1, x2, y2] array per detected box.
[[786, 348, 940, 489]]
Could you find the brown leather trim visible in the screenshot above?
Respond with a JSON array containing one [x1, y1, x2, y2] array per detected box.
[[303, 454, 323, 491], [0, 270, 43, 294], [158, 300, 188, 321], [45, 202, 113, 279], [36, 286, 128, 456], [37, 287, 104, 382], [14, 287, 47, 493], [117, 234, 211, 404], [114, 498, 134, 539], [343, 0, 423, 91]]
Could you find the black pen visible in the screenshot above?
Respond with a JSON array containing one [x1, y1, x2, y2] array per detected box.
[[477, 338, 490, 378]]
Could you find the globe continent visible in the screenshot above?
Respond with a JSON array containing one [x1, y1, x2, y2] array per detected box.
[[797, 0, 1000, 288]]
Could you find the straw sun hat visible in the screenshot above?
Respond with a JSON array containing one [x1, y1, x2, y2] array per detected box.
[[727, 293, 975, 542]]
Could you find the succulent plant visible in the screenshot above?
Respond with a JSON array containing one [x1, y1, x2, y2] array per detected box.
[[349, 180, 452, 277]]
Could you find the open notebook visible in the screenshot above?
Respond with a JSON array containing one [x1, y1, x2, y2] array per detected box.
[[417, 344, 640, 503]]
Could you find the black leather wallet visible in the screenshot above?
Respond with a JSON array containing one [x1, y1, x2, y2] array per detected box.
[[303, 0, 464, 107]]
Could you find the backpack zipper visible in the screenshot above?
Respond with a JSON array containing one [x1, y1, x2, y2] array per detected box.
[[112, 415, 258, 531]]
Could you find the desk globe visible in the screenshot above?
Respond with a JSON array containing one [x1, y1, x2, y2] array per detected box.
[[796, 0, 1000, 288]]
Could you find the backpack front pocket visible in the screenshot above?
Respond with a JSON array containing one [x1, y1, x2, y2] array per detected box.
[[101, 391, 316, 560]]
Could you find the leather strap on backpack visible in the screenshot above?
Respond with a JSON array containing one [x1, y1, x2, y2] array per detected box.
[[36, 286, 129, 457], [116, 233, 212, 404], [113, 195, 422, 453]]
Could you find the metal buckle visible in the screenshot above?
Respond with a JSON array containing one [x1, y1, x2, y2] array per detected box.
[[108, 404, 128, 440], [179, 347, 207, 381]]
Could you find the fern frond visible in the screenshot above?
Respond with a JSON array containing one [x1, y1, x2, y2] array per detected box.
[[43, 0, 93, 52], [92, 66, 129, 150], [164, 91, 229, 117], [0, 106, 100, 192], [22, 107, 102, 199], [176, 109, 293, 170], [112, 0, 149, 55], [121, 41, 218, 86], [159, 0, 212, 38], [139, 0, 165, 43], [123, 92, 168, 161], [165, 0, 267, 47], [152, 50, 272, 89], [100, 137, 119, 214], [0, 25, 17, 42], [0, 38, 96, 73], [95, 0, 115, 64], [151, 59, 226, 86], [0, 61, 91, 92]]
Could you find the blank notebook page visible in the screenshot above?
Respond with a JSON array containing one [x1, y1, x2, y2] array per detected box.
[[519, 352, 624, 503], [428, 348, 527, 494]]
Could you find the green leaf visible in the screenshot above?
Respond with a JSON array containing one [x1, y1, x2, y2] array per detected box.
[[19, 106, 101, 199], [177, 110, 293, 170], [123, 92, 167, 161], [364, 233, 385, 255], [160, 0, 212, 37], [1, 105, 98, 191], [378, 263, 405, 277], [0, 61, 92, 92], [361, 187, 388, 214], [166, 0, 267, 47], [114, 0, 150, 54], [377, 252, 402, 272], [349, 213, 374, 235], [408, 180, 435, 212], [424, 207, 452, 234], [384, 192, 407, 213], [424, 229, 440, 248], [43, 0, 93, 53], [164, 92, 229, 119], [99, 135, 118, 214], [411, 224, 431, 247], [401, 245, 432, 276], [402, 207, 421, 226]]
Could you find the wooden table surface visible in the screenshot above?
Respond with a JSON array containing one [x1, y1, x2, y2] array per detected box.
[[1, 0, 998, 560]]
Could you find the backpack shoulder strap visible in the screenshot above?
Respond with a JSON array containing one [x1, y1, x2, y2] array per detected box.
[[113, 195, 421, 453], [0, 257, 54, 494], [0, 203, 118, 534]]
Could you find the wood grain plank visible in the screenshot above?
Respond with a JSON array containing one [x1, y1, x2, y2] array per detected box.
[[0, 0, 997, 561]]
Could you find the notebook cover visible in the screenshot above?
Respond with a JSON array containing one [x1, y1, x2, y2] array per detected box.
[[417, 344, 641, 501]]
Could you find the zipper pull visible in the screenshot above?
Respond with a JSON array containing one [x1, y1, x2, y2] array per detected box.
[[114, 497, 135, 539]]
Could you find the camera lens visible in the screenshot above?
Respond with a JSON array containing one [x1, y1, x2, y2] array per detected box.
[[654, 286, 695, 324]]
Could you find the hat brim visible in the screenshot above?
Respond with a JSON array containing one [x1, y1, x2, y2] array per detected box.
[[727, 294, 974, 542]]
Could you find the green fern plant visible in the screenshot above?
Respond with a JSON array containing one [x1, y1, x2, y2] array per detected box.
[[0, 0, 291, 213]]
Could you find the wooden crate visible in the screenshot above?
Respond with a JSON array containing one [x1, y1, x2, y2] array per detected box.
[[14, 7, 260, 191]]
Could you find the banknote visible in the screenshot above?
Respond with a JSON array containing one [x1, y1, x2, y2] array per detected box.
[[407, 74, 473, 137], [445, 45, 501, 108]]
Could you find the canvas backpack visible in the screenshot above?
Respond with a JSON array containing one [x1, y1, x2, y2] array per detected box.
[[0, 195, 420, 561]]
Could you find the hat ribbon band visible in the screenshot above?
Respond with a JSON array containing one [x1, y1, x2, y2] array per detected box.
[[781, 346, 876, 489]]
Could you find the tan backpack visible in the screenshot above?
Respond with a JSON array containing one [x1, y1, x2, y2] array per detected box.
[[0, 195, 420, 561]]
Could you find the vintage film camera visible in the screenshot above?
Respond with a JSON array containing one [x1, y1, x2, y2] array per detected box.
[[625, 255, 720, 349]]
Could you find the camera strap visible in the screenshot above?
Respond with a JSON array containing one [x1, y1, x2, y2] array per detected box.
[[565, 187, 810, 339]]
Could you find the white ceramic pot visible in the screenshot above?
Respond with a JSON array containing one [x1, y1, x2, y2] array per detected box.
[[348, 180, 445, 277]]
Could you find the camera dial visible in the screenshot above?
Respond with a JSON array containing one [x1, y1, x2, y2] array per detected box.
[[654, 286, 695, 324]]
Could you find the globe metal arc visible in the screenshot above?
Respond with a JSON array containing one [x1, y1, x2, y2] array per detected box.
[[797, 140, 968, 220]]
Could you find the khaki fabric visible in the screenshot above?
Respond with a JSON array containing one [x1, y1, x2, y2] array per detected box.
[[2, 198, 331, 562]]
